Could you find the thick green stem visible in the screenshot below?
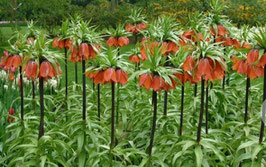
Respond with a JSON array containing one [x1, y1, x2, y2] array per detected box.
[[111, 82, 115, 149], [19, 66, 24, 120], [38, 77, 44, 139], [148, 91, 157, 156], [64, 47, 68, 99], [222, 77, 225, 89], [97, 84, 101, 120], [259, 65, 266, 143], [196, 79, 205, 143], [75, 63, 78, 84], [82, 60, 86, 121], [179, 85, 184, 136], [116, 84, 120, 124], [194, 84, 197, 97], [205, 82, 209, 134], [163, 90, 168, 116], [244, 77, 250, 124]]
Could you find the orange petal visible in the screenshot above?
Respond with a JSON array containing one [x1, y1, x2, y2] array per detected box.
[[118, 37, 129, 47], [247, 49, 259, 65], [104, 68, 114, 82], [151, 75, 161, 91], [39, 61, 49, 78], [106, 37, 118, 47], [52, 37, 60, 48]]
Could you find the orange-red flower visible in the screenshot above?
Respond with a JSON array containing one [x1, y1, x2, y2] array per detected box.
[[183, 30, 206, 42], [174, 72, 193, 84], [140, 41, 168, 60], [107, 37, 129, 47], [247, 49, 259, 65], [8, 72, 15, 82], [116, 69, 128, 85], [211, 25, 229, 37], [69, 43, 100, 63], [52, 38, 72, 49], [129, 55, 140, 63], [39, 61, 61, 80], [139, 73, 175, 91], [125, 22, 147, 33], [196, 58, 213, 80], [136, 22, 147, 32], [232, 52, 264, 79], [8, 108, 15, 123], [2, 55, 21, 72], [125, 24, 135, 33], [25, 61, 38, 80], [257, 53, 266, 67], [164, 41, 179, 54], [183, 55, 195, 71], [118, 37, 129, 47], [106, 37, 118, 47], [87, 68, 128, 85]]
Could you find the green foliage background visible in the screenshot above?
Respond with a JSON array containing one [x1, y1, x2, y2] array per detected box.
[[0, 0, 265, 30]]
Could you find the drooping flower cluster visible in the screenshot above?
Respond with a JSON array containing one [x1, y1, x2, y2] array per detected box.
[[106, 37, 129, 47], [232, 49, 266, 79], [87, 68, 128, 85], [0, 51, 21, 81], [69, 43, 100, 63], [139, 73, 176, 91], [39, 61, 62, 81], [182, 44, 227, 82], [125, 22, 147, 34], [52, 38, 72, 49]]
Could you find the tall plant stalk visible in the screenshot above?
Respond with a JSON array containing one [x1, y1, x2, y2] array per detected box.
[[194, 84, 197, 97], [32, 81, 35, 99], [32, 80, 35, 110], [97, 84, 101, 120], [19, 66, 24, 120], [38, 77, 44, 139], [222, 77, 225, 89], [110, 82, 115, 149], [205, 81, 209, 134], [196, 79, 205, 143], [179, 85, 185, 136], [116, 84, 120, 124], [163, 90, 168, 116], [244, 77, 250, 124], [148, 91, 157, 156], [259, 65, 266, 143], [82, 60, 86, 121], [64, 46, 68, 99], [75, 63, 78, 84]]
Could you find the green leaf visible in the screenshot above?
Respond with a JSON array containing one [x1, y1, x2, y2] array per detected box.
[[195, 145, 203, 167], [78, 151, 86, 167]]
